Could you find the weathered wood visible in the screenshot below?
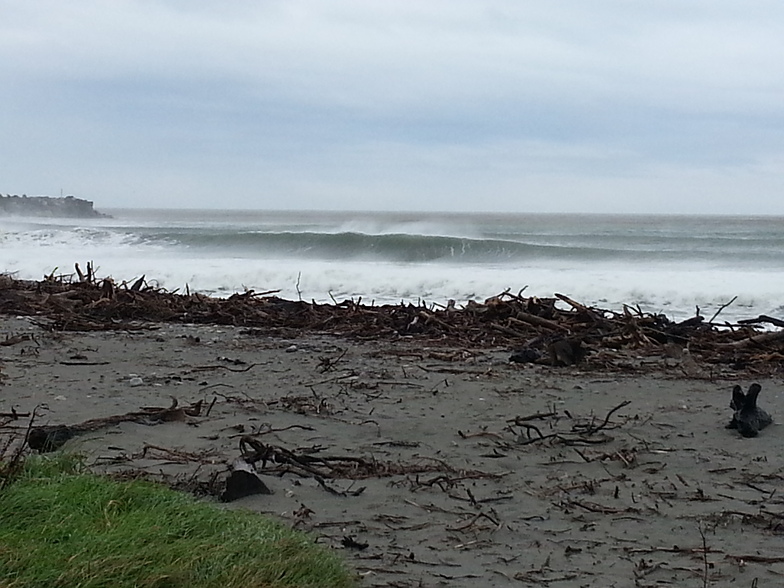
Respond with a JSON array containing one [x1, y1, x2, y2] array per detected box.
[[509, 313, 567, 332], [738, 314, 784, 329], [2, 273, 784, 374], [724, 331, 784, 349]]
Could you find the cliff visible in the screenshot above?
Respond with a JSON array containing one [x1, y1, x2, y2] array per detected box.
[[0, 194, 108, 218]]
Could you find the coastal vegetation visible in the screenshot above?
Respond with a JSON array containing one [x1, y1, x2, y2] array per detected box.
[[0, 453, 356, 588]]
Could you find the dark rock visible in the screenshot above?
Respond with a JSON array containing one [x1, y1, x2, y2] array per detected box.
[[220, 461, 273, 502], [548, 338, 586, 366], [27, 425, 76, 452], [509, 348, 541, 363]]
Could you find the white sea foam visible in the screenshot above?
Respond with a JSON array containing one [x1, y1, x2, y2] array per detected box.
[[2, 210, 783, 323]]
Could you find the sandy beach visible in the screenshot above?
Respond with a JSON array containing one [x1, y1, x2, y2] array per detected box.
[[2, 315, 783, 587]]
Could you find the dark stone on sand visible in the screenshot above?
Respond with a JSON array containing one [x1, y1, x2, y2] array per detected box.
[[221, 465, 273, 502], [509, 348, 541, 363], [27, 425, 76, 452], [548, 338, 586, 366]]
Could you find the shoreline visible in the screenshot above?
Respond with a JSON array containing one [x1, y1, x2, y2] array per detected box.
[[2, 315, 783, 586], [4, 211, 784, 327]]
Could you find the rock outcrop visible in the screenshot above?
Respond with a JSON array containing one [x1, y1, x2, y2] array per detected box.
[[0, 194, 108, 218]]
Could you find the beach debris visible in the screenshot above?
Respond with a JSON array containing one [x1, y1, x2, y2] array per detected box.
[[0, 333, 34, 347], [235, 435, 498, 496], [499, 401, 631, 447], [341, 536, 369, 550], [25, 397, 204, 453], [26, 425, 76, 452], [508, 347, 540, 364], [217, 356, 246, 366], [0, 408, 30, 420], [547, 337, 585, 366], [727, 383, 773, 437], [317, 348, 347, 372], [3, 273, 784, 374], [220, 459, 273, 502]]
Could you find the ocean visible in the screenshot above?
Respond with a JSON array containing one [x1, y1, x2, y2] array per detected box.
[[1, 209, 783, 324]]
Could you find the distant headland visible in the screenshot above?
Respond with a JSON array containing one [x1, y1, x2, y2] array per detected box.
[[0, 194, 109, 218]]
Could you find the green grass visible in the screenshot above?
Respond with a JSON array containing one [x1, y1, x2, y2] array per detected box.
[[0, 455, 356, 588]]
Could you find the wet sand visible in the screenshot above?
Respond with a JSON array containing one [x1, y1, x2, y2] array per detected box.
[[2, 316, 783, 587]]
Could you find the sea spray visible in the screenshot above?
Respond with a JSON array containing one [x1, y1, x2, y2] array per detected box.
[[2, 209, 783, 323]]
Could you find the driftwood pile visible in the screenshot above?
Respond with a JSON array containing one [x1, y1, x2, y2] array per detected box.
[[2, 270, 784, 373]]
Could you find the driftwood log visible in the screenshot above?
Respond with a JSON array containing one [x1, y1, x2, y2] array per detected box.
[[25, 398, 203, 453]]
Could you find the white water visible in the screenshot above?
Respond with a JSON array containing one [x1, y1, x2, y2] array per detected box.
[[1, 209, 783, 323]]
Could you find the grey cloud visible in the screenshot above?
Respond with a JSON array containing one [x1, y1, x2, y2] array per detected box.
[[1, 1, 784, 213]]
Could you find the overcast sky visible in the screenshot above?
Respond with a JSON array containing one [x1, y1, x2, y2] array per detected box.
[[2, 1, 783, 214]]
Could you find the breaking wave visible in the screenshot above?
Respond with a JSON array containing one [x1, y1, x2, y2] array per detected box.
[[2, 209, 784, 322]]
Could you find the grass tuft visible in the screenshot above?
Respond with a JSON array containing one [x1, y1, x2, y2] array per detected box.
[[0, 455, 355, 588]]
